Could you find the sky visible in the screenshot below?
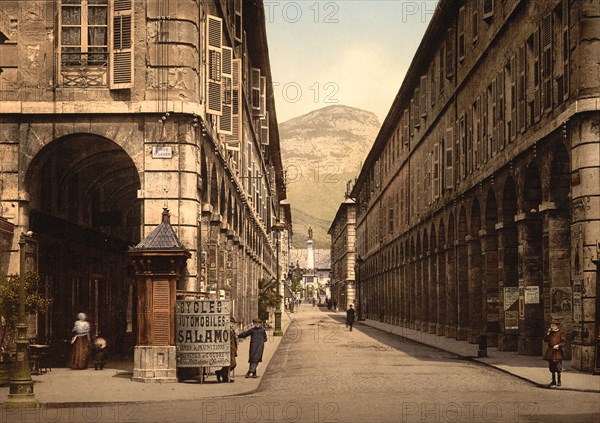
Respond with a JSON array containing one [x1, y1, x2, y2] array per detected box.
[[265, 0, 439, 123]]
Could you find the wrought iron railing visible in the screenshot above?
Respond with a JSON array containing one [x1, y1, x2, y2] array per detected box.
[[60, 52, 108, 87]]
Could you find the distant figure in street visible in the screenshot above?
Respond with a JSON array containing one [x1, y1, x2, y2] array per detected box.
[[238, 318, 267, 378], [379, 307, 385, 323], [69, 312, 91, 369], [216, 317, 238, 383], [544, 320, 567, 387], [346, 304, 355, 331]]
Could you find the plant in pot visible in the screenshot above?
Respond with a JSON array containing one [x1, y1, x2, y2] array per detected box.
[[0, 272, 51, 384]]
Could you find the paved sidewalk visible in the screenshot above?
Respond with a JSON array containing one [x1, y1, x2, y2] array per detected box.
[[357, 316, 600, 393], [0, 312, 292, 405]]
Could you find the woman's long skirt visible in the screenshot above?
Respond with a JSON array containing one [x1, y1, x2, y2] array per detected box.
[[69, 336, 91, 369]]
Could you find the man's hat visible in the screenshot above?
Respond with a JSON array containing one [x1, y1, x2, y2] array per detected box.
[[551, 320, 561, 325], [252, 318, 262, 323]]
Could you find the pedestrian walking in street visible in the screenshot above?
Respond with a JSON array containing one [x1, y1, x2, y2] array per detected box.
[[216, 317, 238, 383], [346, 304, 355, 331], [543, 320, 567, 387], [69, 312, 91, 369], [238, 318, 267, 378]]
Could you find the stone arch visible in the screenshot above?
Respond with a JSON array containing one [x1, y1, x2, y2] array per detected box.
[[219, 179, 227, 217], [422, 227, 430, 329], [429, 222, 437, 334], [415, 231, 423, 328], [410, 236, 416, 325], [550, 143, 570, 204], [24, 133, 141, 354]]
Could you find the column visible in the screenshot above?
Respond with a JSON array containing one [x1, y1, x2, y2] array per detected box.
[[437, 245, 447, 336], [429, 249, 438, 334], [456, 238, 469, 341], [479, 230, 500, 347], [515, 211, 543, 356], [466, 235, 483, 343], [446, 242, 457, 338]]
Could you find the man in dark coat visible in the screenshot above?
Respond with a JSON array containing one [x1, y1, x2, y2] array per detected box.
[[346, 304, 355, 331], [238, 318, 267, 378], [543, 320, 567, 387]]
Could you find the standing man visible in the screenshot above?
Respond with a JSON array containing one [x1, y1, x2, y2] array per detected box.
[[543, 320, 567, 387], [346, 304, 355, 331], [216, 317, 238, 383], [238, 318, 267, 378]]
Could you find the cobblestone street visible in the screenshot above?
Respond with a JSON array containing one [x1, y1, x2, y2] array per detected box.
[[8, 305, 594, 423]]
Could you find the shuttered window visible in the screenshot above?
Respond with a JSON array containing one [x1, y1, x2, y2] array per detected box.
[[496, 70, 504, 150], [59, 0, 111, 87], [483, 0, 494, 20], [206, 15, 223, 115], [218, 46, 233, 135], [414, 88, 421, 128], [234, 0, 243, 43], [532, 28, 541, 123], [226, 59, 243, 145], [458, 6, 465, 64], [541, 13, 552, 112], [420, 75, 428, 117], [517, 44, 526, 133], [445, 126, 454, 190], [109, 0, 133, 89], [446, 28, 455, 80], [509, 55, 517, 141]]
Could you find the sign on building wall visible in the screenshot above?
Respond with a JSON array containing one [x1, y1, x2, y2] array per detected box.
[[152, 146, 173, 159], [503, 287, 519, 330], [524, 286, 540, 304], [175, 300, 231, 367]]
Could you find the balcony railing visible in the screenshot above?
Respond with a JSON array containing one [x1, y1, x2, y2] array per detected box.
[[60, 52, 108, 88]]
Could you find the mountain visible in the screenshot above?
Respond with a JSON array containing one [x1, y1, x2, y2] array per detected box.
[[279, 105, 381, 248]]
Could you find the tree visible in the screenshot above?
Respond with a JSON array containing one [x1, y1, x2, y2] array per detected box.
[[0, 272, 52, 350], [258, 277, 277, 322], [291, 262, 303, 299]]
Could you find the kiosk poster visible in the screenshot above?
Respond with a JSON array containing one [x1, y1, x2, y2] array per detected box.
[[176, 300, 231, 367]]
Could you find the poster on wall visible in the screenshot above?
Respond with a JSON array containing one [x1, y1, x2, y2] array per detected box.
[[524, 286, 540, 304], [176, 300, 231, 367]]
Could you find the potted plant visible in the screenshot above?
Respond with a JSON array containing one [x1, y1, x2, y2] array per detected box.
[[258, 277, 277, 324], [0, 272, 51, 385]]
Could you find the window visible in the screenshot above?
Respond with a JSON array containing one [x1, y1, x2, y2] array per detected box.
[[59, 0, 134, 88], [541, 13, 553, 112], [472, 0, 479, 45], [483, 0, 494, 21], [473, 97, 480, 168], [458, 6, 465, 64], [446, 27, 455, 80]]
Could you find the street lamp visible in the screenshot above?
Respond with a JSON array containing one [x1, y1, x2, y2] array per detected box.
[[355, 255, 364, 321], [4, 230, 37, 409], [272, 221, 286, 336]]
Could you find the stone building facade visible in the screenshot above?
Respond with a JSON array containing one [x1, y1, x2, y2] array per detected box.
[[351, 0, 599, 371], [329, 198, 356, 311], [0, 0, 287, 356]]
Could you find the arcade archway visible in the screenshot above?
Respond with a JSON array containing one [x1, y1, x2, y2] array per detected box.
[[25, 134, 141, 360]]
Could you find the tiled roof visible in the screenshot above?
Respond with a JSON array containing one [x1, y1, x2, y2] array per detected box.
[[130, 208, 188, 252]]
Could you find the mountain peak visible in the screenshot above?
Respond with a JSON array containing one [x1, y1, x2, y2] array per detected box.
[[279, 105, 380, 247]]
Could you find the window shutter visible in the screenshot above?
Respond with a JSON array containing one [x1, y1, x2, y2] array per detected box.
[[518, 44, 526, 133], [206, 15, 223, 116], [251, 68, 261, 113], [459, 114, 466, 178], [420, 75, 428, 117], [472, 99, 479, 169], [109, 0, 134, 89], [562, 0, 569, 101], [227, 58, 242, 143], [533, 28, 541, 122], [496, 70, 504, 150], [414, 88, 420, 128], [541, 13, 552, 112], [483, 0, 494, 20], [482, 88, 488, 162], [434, 142, 440, 199], [430, 66, 436, 108], [234, 0, 243, 43], [491, 79, 497, 155], [260, 112, 269, 145], [403, 109, 409, 145], [510, 55, 517, 141], [259, 76, 267, 117], [218, 46, 233, 135], [458, 6, 465, 63], [409, 99, 415, 136], [472, 0, 479, 43], [445, 126, 454, 190], [446, 28, 455, 79], [152, 280, 171, 346]]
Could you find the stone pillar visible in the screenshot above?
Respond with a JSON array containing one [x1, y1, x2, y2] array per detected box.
[[496, 222, 519, 351], [466, 235, 483, 344], [422, 251, 430, 332], [446, 242, 457, 338], [457, 239, 469, 341], [540, 202, 572, 358], [515, 212, 543, 356], [129, 209, 190, 383], [479, 230, 500, 347], [437, 246, 447, 336], [429, 250, 438, 334]]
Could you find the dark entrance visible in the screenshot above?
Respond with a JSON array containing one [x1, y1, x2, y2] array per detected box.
[[25, 134, 141, 363]]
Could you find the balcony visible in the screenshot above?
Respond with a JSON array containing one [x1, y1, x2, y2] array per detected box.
[[60, 52, 108, 87]]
